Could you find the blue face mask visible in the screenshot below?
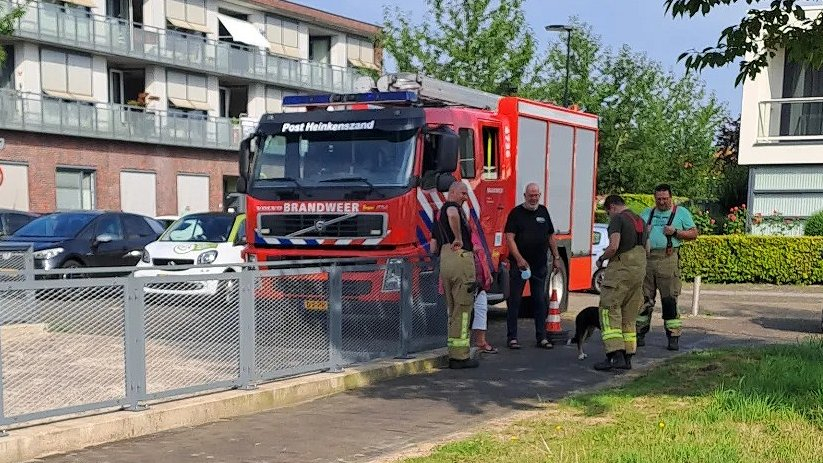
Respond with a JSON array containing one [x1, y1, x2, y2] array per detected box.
[[520, 267, 531, 280]]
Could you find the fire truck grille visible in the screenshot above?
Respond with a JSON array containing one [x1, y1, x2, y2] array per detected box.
[[259, 214, 385, 239]]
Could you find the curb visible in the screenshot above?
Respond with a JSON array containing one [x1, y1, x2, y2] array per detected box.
[[0, 350, 448, 463]]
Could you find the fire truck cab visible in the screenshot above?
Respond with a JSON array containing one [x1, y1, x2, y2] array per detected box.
[[236, 73, 598, 313]]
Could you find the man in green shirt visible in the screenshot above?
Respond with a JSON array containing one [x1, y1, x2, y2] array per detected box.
[[637, 184, 698, 351]]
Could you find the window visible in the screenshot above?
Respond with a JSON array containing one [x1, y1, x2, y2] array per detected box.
[[5, 214, 34, 235], [0, 45, 14, 90], [265, 16, 300, 59], [346, 36, 378, 70], [109, 69, 124, 105], [458, 128, 476, 179], [165, 0, 209, 33], [781, 49, 823, 136], [481, 126, 499, 180], [309, 36, 331, 64], [235, 219, 246, 243], [56, 168, 95, 210], [166, 70, 209, 111], [40, 49, 93, 101], [123, 214, 157, 239], [95, 214, 124, 240]]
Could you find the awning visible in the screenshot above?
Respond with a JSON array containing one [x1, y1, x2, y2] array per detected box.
[[43, 90, 97, 103], [348, 58, 380, 72], [269, 43, 301, 60], [167, 18, 211, 34], [216, 14, 270, 49], [169, 97, 211, 111], [64, 0, 97, 8]]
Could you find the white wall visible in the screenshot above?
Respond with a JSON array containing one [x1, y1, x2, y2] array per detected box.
[[739, 5, 823, 166], [14, 43, 41, 93]]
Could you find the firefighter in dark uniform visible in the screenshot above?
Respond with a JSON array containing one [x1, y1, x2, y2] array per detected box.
[[637, 184, 698, 351]]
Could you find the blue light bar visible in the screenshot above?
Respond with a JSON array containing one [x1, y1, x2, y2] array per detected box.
[[282, 91, 418, 107]]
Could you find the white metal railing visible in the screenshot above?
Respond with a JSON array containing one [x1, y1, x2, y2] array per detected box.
[[0, 88, 257, 150], [757, 96, 823, 142], [4, 0, 361, 94]]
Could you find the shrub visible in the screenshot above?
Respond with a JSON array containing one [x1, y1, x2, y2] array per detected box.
[[803, 210, 823, 236], [690, 207, 717, 235], [722, 204, 748, 235], [680, 235, 823, 284]]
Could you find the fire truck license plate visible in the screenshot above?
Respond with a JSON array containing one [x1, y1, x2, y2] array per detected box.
[[304, 300, 328, 311]]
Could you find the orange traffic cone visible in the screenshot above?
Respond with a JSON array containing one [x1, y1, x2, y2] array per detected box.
[[545, 289, 568, 342]]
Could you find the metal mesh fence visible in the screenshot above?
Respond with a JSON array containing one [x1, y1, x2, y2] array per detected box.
[[0, 258, 450, 428], [253, 272, 331, 381], [340, 268, 402, 363], [410, 262, 447, 353], [1, 282, 126, 420], [142, 274, 241, 398], [0, 248, 32, 282]]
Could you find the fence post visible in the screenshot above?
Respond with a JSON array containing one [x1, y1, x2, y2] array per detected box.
[[237, 270, 257, 390], [124, 275, 147, 411], [691, 275, 701, 316], [0, 311, 7, 436], [327, 265, 344, 373], [396, 259, 415, 359]]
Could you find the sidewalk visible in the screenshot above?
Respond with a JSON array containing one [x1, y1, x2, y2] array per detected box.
[[36, 291, 822, 463]]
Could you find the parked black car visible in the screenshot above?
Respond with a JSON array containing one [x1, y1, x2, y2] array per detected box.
[[0, 209, 39, 237], [0, 211, 165, 271]]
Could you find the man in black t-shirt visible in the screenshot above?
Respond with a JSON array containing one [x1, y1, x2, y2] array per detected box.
[[503, 183, 562, 350], [437, 181, 479, 369]]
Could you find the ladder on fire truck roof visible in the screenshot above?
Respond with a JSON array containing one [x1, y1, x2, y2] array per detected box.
[[376, 72, 503, 111]]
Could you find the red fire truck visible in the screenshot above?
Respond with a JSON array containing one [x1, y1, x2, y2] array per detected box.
[[236, 73, 598, 313]]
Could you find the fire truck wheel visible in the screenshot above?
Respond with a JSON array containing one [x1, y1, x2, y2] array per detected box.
[[520, 259, 568, 318]]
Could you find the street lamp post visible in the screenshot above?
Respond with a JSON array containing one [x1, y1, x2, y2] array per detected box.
[[545, 24, 574, 108]]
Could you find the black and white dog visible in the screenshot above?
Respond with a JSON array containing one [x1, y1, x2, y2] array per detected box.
[[566, 306, 601, 360]]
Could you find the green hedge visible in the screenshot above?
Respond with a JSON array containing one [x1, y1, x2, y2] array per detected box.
[[680, 235, 823, 285]]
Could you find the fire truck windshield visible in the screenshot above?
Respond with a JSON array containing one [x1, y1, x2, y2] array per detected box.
[[251, 128, 417, 189]]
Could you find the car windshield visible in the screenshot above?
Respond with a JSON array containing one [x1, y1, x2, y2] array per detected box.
[[252, 128, 417, 187], [160, 215, 235, 243], [12, 213, 96, 238]]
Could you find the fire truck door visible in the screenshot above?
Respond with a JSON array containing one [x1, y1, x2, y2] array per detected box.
[[476, 124, 506, 263]]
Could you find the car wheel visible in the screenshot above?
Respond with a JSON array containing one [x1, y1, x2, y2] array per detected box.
[[592, 268, 605, 294], [60, 259, 84, 279]]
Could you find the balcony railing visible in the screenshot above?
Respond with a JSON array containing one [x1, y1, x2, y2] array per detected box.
[[0, 89, 254, 150], [758, 97, 823, 142], [4, 0, 362, 94]]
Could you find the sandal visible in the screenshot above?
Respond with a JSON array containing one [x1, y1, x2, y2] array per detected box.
[[508, 339, 521, 349], [536, 339, 554, 349], [478, 343, 498, 354]]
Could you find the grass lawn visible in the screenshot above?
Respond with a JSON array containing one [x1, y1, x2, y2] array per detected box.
[[404, 339, 823, 463]]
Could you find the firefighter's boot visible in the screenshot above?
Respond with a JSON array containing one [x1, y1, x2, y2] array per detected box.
[[620, 353, 633, 370], [594, 350, 627, 371], [667, 336, 679, 351], [637, 332, 646, 347]]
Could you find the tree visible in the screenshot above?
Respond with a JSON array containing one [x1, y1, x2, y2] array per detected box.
[[0, 2, 26, 65], [666, 0, 823, 86], [713, 116, 748, 209], [380, 0, 547, 95]]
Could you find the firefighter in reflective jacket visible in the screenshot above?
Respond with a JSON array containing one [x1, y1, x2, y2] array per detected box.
[[594, 194, 647, 371], [637, 184, 698, 351]]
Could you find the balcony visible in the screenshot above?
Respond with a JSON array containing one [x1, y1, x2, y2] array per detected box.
[[0, 89, 254, 150], [758, 97, 823, 143], [4, 0, 361, 94]]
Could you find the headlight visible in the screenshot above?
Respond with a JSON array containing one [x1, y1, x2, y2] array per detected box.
[[141, 248, 151, 264], [381, 258, 405, 292], [32, 248, 64, 260], [245, 253, 258, 263], [197, 250, 218, 265]]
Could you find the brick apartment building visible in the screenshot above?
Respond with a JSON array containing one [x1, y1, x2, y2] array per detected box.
[[0, 0, 380, 216]]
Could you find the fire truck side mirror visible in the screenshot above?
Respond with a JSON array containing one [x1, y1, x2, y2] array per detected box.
[[238, 136, 253, 193], [435, 132, 459, 173]]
